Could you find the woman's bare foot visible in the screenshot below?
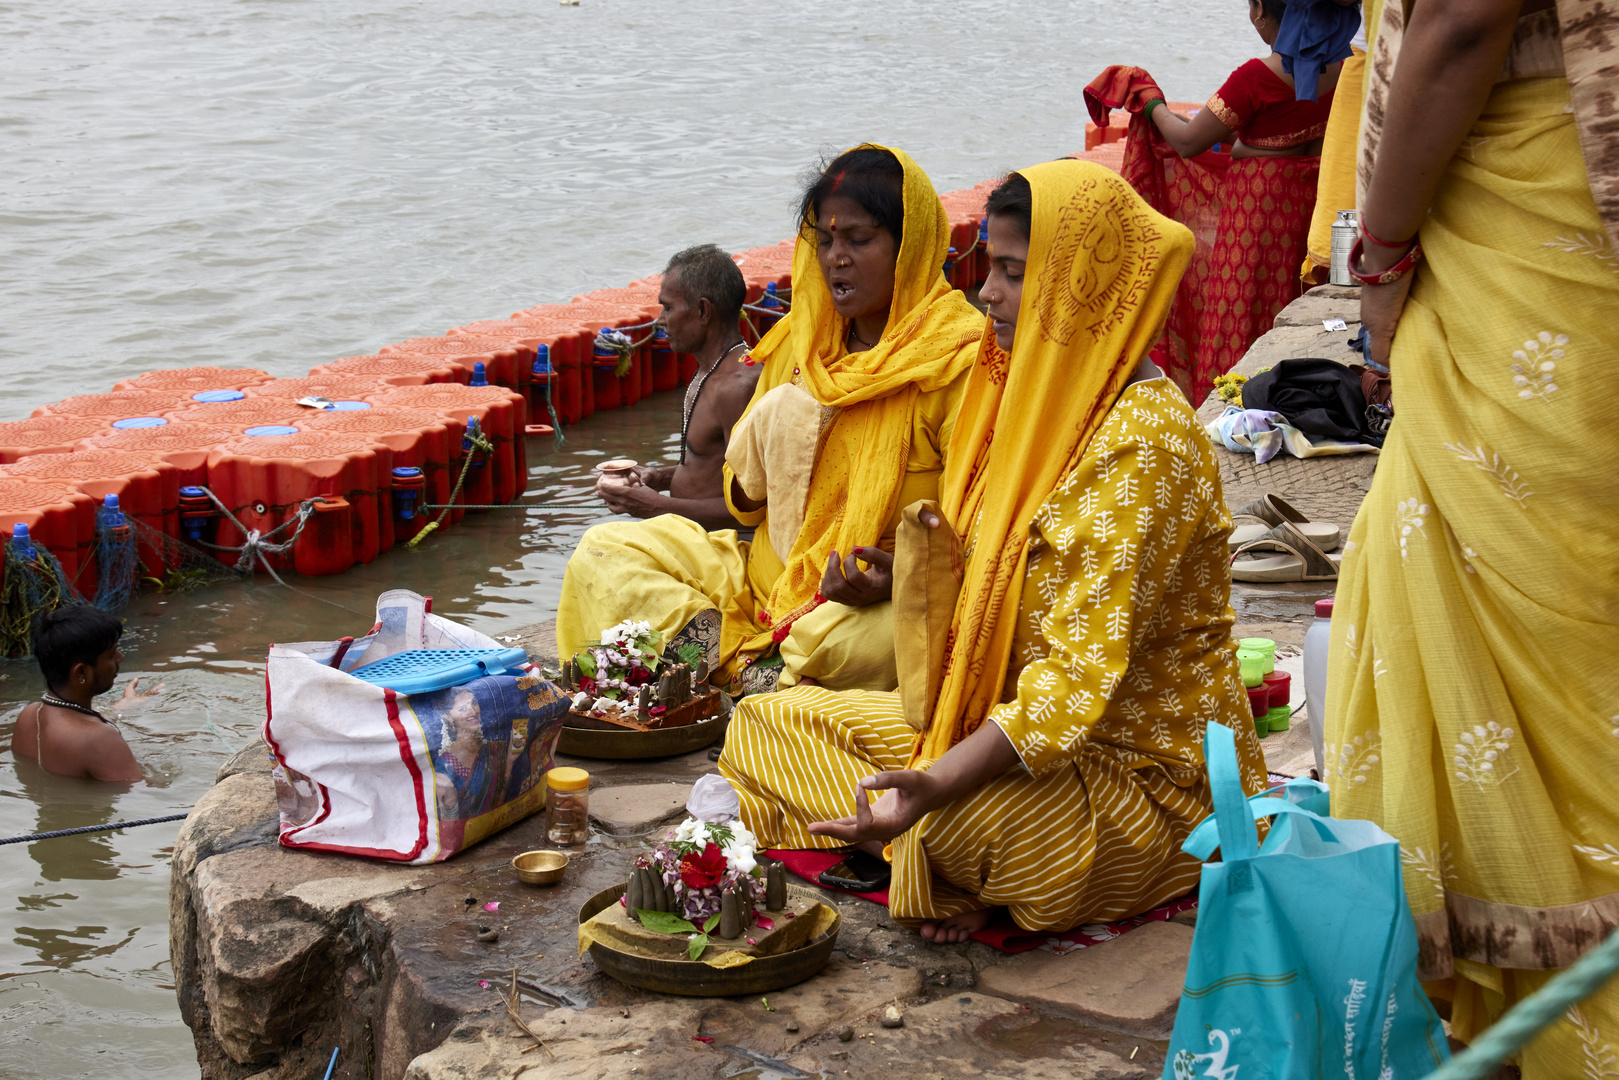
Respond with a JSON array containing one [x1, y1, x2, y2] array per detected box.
[[920, 907, 996, 944]]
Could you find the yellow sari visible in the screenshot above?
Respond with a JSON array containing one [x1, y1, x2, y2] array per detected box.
[[721, 162, 1267, 930], [1327, 11, 1619, 1073], [556, 145, 980, 691]]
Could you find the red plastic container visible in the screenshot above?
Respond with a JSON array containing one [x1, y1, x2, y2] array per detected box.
[[379, 335, 531, 391], [307, 355, 469, 386], [365, 384, 527, 508], [446, 320, 592, 420], [112, 367, 273, 393], [1263, 670, 1292, 711], [0, 450, 182, 583], [169, 397, 310, 431], [1247, 685, 1270, 722], [520, 302, 657, 409], [0, 416, 111, 464], [31, 390, 194, 422], [302, 406, 464, 541], [206, 430, 392, 575], [0, 477, 97, 588], [447, 320, 591, 425], [244, 376, 392, 404], [83, 423, 234, 488], [649, 332, 680, 393]]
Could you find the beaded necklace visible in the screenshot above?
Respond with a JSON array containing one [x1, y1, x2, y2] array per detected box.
[[680, 339, 746, 464]]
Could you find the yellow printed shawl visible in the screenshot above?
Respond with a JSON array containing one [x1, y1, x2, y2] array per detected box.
[[736, 144, 983, 654], [914, 160, 1193, 763]]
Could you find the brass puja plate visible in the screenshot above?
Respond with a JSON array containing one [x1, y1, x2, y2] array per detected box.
[[557, 715, 724, 759], [560, 685, 726, 759], [578, 883, 839, 996]]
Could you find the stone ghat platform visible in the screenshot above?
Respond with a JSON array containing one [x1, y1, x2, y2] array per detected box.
[[171, 288, 1373, 1078], [174, 737, 1191, 1080]]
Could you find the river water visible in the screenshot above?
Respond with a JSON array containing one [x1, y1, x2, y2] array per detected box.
[[0, 1, 1255, 1075]]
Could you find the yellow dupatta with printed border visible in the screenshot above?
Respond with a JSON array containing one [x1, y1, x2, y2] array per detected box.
[[912, 160, 1193, 764], [732, 144, 983, 656]]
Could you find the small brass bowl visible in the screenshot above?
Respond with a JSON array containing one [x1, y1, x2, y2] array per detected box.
[[513, 849, 570, 886]]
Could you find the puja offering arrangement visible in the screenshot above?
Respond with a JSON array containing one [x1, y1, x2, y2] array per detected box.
[[578, 816, 831, 968], [559, 619, 724, 732]]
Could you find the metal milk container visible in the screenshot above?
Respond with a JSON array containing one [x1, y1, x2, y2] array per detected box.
[[1329, 208, 1360, 286]]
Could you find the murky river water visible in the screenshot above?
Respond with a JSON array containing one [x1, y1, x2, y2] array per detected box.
[[0, 2, 1254, 1074]]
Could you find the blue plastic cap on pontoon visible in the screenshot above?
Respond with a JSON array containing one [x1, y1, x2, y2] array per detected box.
[[243, 425, 300, 437], [112, 416, 168, 429], [192, 390, 245, 403], [470, 362, 488, 387], [330, 401, 371, 410]]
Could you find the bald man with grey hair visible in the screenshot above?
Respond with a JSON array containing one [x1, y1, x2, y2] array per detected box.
[[595, 244, 762, 529]]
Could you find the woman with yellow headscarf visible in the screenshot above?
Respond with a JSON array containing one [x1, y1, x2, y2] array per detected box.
[[719, 160, 1268, 939], [556, 146, 983, 694]]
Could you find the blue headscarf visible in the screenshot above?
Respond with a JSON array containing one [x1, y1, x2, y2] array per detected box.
[[1274, 0, 1361, 102]]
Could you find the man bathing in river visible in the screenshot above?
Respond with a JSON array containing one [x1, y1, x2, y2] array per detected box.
[[10, 606, 163, 783], [594, 244, 759, 529]]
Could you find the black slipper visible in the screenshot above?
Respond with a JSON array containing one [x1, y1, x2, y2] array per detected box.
[[818, 850, 892, 892]]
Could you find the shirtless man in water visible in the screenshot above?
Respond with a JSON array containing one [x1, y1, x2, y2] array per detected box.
[[11, 605, 163, 782], [595, 244, 760, 529]]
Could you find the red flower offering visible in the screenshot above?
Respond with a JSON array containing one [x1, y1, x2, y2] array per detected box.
[[679, 842, 727, 890]]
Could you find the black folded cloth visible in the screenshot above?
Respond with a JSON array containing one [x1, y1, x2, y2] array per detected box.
[[1242, 357, 1383, 446]]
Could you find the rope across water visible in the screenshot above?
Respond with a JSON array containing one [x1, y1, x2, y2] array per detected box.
[[0, 812, 190, 846]]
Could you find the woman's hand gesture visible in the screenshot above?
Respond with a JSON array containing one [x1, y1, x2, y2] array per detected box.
[[819, 547, 893, 607], [807, 769, 941, 845]]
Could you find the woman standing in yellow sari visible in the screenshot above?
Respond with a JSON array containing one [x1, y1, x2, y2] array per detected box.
[[720, 160, 1267, 940], [1328, 1, 1619, 1073], [556, 146, 982, 694]]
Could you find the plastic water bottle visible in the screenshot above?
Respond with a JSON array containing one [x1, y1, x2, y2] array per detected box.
[[1303, 597, 1334, 777]]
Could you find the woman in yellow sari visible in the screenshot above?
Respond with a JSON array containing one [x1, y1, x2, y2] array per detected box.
[[720, 160, 1267, 940], [556, 145, 982, 694], [1327, 1, 1619, 1073]]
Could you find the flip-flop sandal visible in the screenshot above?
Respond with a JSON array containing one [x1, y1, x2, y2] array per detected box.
[[1228, 493, 1341, 553], [1230, 520, 1343, 582], [818, 850, 892, 892]]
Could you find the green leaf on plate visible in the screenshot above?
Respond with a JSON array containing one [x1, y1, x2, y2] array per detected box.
[[703, 912, 721, 933], [687, 932, 710, 961], [636, 909, 698, 935]]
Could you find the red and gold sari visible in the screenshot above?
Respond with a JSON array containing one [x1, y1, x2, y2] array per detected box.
[[1086, 63, 1332, 403]]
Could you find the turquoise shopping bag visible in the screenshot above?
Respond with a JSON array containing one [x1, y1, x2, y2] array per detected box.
[[1163, 722, 1450, 1079]]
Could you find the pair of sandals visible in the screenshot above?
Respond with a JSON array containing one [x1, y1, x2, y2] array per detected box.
[[1229, 494, 1344, 582]]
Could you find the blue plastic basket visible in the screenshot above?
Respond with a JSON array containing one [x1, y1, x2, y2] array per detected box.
[[347, 648, 530, 694]]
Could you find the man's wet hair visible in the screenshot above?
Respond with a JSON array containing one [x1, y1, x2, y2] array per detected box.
[[798, 146, 905, 249], [984, 171, 1033, 242], [664, 244, 746, 324], [34, 605, 122, 688]]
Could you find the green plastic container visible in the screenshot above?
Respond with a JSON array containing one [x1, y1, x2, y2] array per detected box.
[[1236, 649, 1266, 688], [1240, 637, 1277, 676], [1266, 705, 1293, 734]]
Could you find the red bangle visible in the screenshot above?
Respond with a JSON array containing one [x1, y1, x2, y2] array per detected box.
[[1347, 236, 1423, 285], [1359, 220, 1417, 249]]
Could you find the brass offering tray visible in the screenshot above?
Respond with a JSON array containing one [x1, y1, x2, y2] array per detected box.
[[558, 655, 727, 758], [578, 882, 840, 997]]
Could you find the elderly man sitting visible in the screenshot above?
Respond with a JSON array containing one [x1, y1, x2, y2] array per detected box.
[[595, 244, 760, 528]]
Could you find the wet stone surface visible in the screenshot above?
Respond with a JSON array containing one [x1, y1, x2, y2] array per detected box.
[[174, 730, 1187, 1079]]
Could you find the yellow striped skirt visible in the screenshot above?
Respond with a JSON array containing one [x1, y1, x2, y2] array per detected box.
[[719, 685, 1212, 932]]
